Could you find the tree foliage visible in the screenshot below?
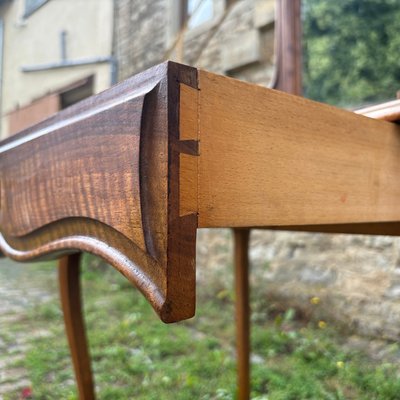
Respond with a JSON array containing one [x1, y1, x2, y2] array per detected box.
[[303, 0, 400, 107]]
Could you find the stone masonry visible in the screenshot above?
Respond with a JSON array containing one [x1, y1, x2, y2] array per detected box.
[[114, 0, 275, 84]]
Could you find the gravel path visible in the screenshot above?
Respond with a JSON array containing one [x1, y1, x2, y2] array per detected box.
[[0, 259, 57, 399]]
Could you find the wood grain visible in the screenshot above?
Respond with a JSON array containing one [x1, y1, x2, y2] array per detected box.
[[0, 95, 146, 247], [196, 70, 400, 228], [0, 61, 198, 323], [165, 64, 198, 321], [179, 83, 199, 217]]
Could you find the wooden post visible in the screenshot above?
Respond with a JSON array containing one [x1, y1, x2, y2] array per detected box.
[[233, 229, 250, 400], [274, 0, 302, 95], [59, 254, 96, 400]]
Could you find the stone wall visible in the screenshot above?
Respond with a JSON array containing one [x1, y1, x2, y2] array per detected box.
[[250, 230, 400, 340], [196, 228, 400, 341], [114, 0, 167, 78], [114, 0, 275, 85], [113, 0, 400, 340]]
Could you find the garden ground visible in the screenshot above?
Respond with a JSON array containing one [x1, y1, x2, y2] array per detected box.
[[1, 254, 400, 399]]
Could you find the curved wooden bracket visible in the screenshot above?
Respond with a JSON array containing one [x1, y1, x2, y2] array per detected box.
[[0, 62, 199, 323]]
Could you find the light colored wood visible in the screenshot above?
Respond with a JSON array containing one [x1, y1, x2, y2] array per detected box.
[[195, 70, 400, 228], [179, 83, 198, 140], [356, 98, 400, 122], [179, 83, 199, 216]]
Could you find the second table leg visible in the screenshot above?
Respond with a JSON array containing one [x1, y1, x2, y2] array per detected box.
[[59, 253, 96, 400], [233, 228, 251, 400]]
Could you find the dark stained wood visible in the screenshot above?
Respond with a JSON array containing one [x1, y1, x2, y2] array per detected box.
[[260, 221, 400, 236], [234, 229, 251, 400], [273, 0, 302, 95], [0, 61, 198, 323], [59, 254, 95, 400]]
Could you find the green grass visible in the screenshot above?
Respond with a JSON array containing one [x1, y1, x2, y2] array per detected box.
[[5, 255, 400, 399]]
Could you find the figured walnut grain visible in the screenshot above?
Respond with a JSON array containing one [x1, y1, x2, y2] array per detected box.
[[0, 62, 199, 323]]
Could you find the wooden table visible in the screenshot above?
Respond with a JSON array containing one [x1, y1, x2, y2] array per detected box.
[[1, 61, 400, 399]]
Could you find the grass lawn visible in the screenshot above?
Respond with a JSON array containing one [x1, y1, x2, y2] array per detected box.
[[3, 255, 400, 399]]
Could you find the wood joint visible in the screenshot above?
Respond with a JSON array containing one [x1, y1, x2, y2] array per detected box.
[[173, 139, 199, 156]]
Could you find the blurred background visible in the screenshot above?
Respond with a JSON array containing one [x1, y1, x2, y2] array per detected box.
[[1, 0, 400, 399]]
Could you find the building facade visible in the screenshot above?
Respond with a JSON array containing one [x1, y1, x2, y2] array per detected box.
[[0, 0, 114, 137]]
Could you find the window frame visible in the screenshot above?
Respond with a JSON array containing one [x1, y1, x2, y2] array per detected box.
[[186, 0, 215, 30], [23, 0, 49, 19], [184, 0, 224, 38], [165, 0, 224, 53]]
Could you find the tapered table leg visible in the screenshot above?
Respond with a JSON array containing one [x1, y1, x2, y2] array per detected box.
[[58, 253, 96, 400], [233, 228, 250, 400]]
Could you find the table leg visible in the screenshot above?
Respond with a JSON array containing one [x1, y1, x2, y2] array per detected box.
[[233, 228, 250, 400], [58, 253, 96, 400]]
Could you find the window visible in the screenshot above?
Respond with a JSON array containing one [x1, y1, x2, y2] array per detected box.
[[24, 0, 48, 18], [166, 0, 220, 51], [187, 0, 213, 29]]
